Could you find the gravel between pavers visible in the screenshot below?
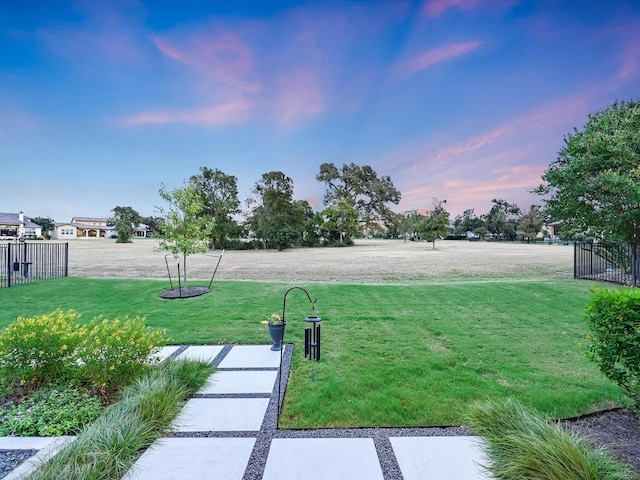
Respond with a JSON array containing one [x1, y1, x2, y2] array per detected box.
[[168, 344, 472, 480], [0, 450, 37, 479]]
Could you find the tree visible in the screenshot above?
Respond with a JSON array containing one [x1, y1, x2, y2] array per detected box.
[[31, 216, 55, 238], [536, 100, 640, 248], [419, 199, 450, 250], [156, 184, 215, 286], [112, 206, 140, 243], [189, 167, 241, 250], [140, 216, 165, 236], [483, 199, 521, 240], [517, 205, 543, 242], [316, 162, 401, 226], [453, 209, 485, 237], [320, 200, 360, 244], [246, 171, 306, 250]]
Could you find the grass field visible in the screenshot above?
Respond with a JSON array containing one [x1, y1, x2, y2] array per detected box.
[[0, 273, 624, 428]]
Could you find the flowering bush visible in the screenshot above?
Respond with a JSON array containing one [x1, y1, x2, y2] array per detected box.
[[0, 310, 83, 394], [74, 315, 168, 398], [0, 309, 168, 398]]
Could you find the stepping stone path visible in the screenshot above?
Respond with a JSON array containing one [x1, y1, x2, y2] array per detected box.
[[2, 344, 493, 479]]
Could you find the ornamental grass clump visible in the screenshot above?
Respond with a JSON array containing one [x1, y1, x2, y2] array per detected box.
[[466, 399, 636, 480], [26, 359, 214, 480]]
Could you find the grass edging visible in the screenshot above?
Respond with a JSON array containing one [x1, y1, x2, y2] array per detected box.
[[466, 398, 638, 480], [24, 358, 214, 480]]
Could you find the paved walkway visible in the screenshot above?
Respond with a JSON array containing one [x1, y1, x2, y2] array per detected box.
[[3, 345, 492, 480]]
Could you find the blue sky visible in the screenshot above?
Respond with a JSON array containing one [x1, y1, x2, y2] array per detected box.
[[2, 0, 639, 222]]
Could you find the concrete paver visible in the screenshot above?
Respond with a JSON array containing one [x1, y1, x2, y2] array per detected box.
[[175, 345, 224, 362], [198, 370, 277, 394], [149, 345, 181, 363], [3, 437, 74, 480], [263, 438, 385, 480], [217, 345, 281, 368], [121, 437, 256, 480], [390, 436, 490, 480], [172, 398, 270, 432]]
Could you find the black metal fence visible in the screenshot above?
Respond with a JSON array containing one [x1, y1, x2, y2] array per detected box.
[[0, 242, 68, 288], [574, 241, 639, 286]]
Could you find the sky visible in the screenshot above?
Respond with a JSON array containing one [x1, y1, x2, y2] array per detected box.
[[1, 0, 640, 223]]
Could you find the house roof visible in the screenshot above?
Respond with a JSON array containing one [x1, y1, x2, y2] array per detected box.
[[71, 217, 107, 223], [0, 212, 42, 229]]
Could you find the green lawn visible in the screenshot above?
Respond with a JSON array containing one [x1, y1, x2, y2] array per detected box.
[[0, 277, 624, 428]]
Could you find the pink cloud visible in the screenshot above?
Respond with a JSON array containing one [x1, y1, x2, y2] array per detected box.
[[423, 0, 481, 18], [395, 41, 482, 77], [273, 70, 325, 124], [121, 98, 252, 127], [152, 31, 260, 93]]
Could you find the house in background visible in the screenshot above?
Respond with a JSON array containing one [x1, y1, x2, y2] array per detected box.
[[51, 217, 114, 239], [0, 212, 43, 239]]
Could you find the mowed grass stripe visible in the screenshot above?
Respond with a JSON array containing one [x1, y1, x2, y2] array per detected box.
[[0, 277, 623, 427]]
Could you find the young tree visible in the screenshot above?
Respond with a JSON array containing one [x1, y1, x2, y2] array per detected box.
[[189, 167, 241, 250], [112, 206, 141, 243], [536, 100, 640, 247], [419, 199, 450, 250], [316, 162, 401, 226], [156, 184, 215, 286], [246, 171, 306, 250]]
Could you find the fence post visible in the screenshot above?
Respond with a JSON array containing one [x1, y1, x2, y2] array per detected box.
[[7, 243, 12, 288], [64, 242, 69, 277], [633, 244, 638, 287]]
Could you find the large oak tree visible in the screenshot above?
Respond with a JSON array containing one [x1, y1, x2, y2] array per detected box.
[[316, 162, 401, 226]]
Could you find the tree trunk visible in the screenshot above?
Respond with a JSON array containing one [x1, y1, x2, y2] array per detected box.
[[183, 253, 188, 287]]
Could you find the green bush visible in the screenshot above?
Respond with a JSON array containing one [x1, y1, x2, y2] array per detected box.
[[74, 315, 168, 397], [585, 288, 640, 408], [0, 386, 101, 436], [0, 309, 168, 397], [0, 310, 83, 394], [467, 398, 636, 480]]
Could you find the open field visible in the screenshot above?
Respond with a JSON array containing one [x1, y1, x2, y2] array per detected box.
[[63, 238, 574, 283]]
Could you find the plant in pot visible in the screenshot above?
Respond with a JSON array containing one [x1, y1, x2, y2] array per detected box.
[[263, 313, 286, 351]]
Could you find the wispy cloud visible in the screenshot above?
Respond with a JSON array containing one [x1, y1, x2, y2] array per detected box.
[[272, 70, 325, 124], [121, 99, 252, 127], [423, 0, 481, 18], [395, 41, 482, 77]]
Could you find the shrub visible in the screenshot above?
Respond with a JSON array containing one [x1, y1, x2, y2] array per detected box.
[[0, 309, 168, 398], [0, 386, 101, 436], [0, 309, 82, 394], [74, 315, 168, 398], [585, 288, 640, 408], [467, 398, 636, 480]]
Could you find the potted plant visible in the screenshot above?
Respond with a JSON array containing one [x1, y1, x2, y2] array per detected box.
[[263, 313, 286, 351]]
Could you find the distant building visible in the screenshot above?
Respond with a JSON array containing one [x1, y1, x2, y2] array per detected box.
[[51, 217, 113, 239], [0, 212, 43, 239]]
